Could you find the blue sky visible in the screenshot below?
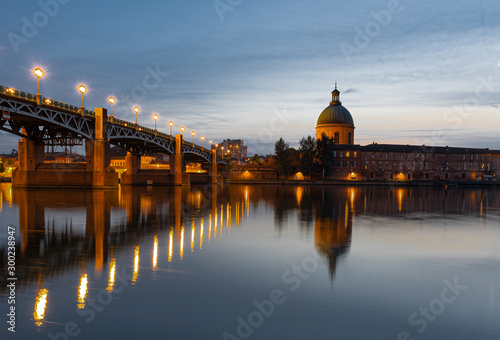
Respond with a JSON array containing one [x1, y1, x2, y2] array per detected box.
[[1, 0, 500, 155]]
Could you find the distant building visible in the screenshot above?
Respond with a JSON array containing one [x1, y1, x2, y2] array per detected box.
[[215, 139, 248, 163], [315, 86, 500, 181]]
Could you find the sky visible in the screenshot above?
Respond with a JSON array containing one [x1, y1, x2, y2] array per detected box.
[[1, 0, 500, 155]]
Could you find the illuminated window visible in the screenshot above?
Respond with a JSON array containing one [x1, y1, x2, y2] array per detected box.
[[346, 152, 350, 157]]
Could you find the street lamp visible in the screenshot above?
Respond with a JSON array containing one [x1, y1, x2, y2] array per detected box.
[[108, 97, 115, 121], [153, 113, 159, 135], [201, 136, 205, 151], [169, 121, 174, 138], [133, 106, 140, 128], [180, 126, 185, 138], [33, 68, 44, 105], [78, 85, 87, 115], [191, 131, 196, 145]]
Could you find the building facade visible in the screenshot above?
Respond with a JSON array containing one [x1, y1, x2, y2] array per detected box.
[[218, 139, 248, 162], [317, 86, 500, 181]]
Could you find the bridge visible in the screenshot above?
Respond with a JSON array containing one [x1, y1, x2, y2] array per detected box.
[[0, 84, 227, 187]]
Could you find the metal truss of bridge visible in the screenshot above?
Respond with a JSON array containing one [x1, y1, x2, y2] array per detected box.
[[0, 85, 225, 165]]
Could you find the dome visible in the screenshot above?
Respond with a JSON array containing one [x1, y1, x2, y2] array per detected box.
[[317, 104, 354, 126], [315, 84, 355, 145]]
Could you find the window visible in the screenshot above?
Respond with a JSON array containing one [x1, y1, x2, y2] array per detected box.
[[346, 152, 350, 157], [390, 173, 394, 180], [385, 162, 389, 169], [348, 132, 352, 144], [354, 152, 358, 157], [334, 132, 339, 144]]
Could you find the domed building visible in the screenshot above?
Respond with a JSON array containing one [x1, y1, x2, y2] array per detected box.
[[315, 85, 355, 144], [311, 83, 500, 182]]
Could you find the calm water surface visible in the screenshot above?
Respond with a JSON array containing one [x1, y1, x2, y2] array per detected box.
[[0, 184, 499, 340]]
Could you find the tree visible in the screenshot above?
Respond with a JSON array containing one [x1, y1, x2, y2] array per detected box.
[[275, 137, 289, 177], [315, 133, 336, 179], [249, 154, 262, 165], [299, 136, 316, 179], [274, 138, 299, 179]]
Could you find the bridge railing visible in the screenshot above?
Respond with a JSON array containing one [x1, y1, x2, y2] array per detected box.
[[1, 85, 225, 162], [1, 85, 94, 117]]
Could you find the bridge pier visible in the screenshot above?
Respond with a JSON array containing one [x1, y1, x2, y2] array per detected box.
[[171, 134, 190, 186], [12, 108, 118, 188], [209, 149, 218, 184]]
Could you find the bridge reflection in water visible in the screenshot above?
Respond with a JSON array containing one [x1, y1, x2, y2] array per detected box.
[[0, 184, 498, 330]]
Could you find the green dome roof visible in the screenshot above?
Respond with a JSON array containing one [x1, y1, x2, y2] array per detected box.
[[317, 104, 354, 126]]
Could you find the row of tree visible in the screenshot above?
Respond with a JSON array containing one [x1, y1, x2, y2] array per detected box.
[[274, 134, 336, 179]]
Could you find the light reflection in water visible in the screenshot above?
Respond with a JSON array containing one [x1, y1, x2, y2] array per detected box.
[[200, 218, 204, 249], [77, 273, 88, 309], [214, 211, 218, 240], [220, 204, 223, 235], [34, 288, 48, 326], [168, 229, 173, 262], [132, 246, 140, 284], [153, 235, 158, 270], [208, 214, 212, 243], [227, 203, 231, 234], [107, 259, 116, 292], [296, 186, 303, 206], [180, 227, 185, 259], [191, 221, 195, 252]]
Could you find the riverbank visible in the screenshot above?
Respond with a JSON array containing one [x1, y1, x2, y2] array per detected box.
[[226, 178, 500, 187]]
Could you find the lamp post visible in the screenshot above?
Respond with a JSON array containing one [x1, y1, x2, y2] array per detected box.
[[169, 121, 174, 138], [180, 126, 185, 138], [201, 136, 205, 151], [33, 68, 44, 105], [108, 97, 115, 122], [191, 131, 195, 146], [78, 85, 87, 116], [133, 106, 140, 129], [221, 146, 224, 158], [153, 113, 159, 136]]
